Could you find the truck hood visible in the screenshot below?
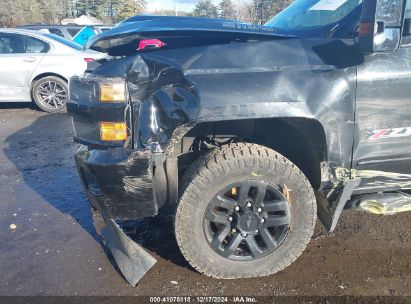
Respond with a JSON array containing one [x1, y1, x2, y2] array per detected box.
[[86, 15, 291, 56]]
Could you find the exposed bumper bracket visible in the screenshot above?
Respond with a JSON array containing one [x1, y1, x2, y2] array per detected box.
[[102, 219, 157, 286], [317, 178, 361, 232]]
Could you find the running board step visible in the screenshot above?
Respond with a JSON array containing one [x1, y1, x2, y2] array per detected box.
[[358, 192, 411, 215]]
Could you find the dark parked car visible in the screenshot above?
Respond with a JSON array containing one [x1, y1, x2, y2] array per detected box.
[[18, 24, 112, 41], [67, 0, 411, 285], [19, 25, 85, 40]]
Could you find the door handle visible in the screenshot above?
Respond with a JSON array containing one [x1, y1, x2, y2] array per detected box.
[[22, 57, 36, 63]]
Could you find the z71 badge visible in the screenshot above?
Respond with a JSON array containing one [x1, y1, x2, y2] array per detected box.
[[370, 127, 411, 140]]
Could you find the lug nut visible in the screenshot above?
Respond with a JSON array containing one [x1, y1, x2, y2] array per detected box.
[[228, 216, 233, 222], [241, 232, 247, 237], [246, 202, 252, 208], [261, 218, 265, 223], [257, 207, 262, 212], [231, 228, 237, 233], [235, 206, 240, 211]]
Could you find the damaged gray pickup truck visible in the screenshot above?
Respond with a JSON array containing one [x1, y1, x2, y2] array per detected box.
[[67, 0, 411, 285]]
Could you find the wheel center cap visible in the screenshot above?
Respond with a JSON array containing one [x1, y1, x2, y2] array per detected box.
[[238, 212, 260, 233]]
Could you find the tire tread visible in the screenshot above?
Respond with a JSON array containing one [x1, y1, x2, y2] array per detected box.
[[175, 142, 316, 279]]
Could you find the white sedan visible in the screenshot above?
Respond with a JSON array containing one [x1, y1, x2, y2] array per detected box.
[[0, 29, 104, 113]]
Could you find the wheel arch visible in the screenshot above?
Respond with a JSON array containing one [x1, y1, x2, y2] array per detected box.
[[177, 117, 328, 189]]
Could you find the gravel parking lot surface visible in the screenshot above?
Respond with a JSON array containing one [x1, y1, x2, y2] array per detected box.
[[0, 106, 410, 297]]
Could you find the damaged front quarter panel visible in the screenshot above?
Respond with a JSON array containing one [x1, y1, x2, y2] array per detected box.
[[126, 56, 201, 153], [111, 38, 364, 234], [122, 38, 361, 188], [74, 28, 365, 233], [70, 33, 366, 241]]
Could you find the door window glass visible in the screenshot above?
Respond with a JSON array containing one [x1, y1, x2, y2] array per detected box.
[[26, 37, 50, 53], [0, 33, 25, 54], [0, 34, 12, 53], [406, 0, 411, 18], [402, 0, 411, 45]]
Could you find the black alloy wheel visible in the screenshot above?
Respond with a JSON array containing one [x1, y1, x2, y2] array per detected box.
[[175, 143, 317, 279], [203, 180, 290, 261]]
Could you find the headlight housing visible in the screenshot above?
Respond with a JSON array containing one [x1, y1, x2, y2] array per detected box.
[[99, 78, 127, 103]]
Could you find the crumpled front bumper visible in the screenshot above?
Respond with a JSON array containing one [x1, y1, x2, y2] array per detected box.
[[75, 145, 160, 286], [75, 145, 158, 220]]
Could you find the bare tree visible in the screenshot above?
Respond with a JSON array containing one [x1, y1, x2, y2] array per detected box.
[[254, 0, 293, 24], [115, 0, 146, 22], [219, 0, 235, 19], [235, 2, 256, 23], [193, 0, 218, 18], [0, 0, 293, 28]]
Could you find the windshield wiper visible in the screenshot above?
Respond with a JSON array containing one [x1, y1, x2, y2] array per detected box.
[[325, 23, 340, 37]]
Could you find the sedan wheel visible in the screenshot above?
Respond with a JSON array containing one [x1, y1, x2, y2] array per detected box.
[[33, 76, 67, 113]]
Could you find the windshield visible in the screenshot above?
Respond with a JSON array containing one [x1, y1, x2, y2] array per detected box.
[[43, 33, 83, 50], [266, 0, 362, 38]]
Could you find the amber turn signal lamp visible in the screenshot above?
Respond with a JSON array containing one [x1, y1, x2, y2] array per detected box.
[[359, 22, 373, 37], [99, 122, 127, 141]]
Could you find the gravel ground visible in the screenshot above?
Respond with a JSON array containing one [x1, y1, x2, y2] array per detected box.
[[0, 105, 410, 297]]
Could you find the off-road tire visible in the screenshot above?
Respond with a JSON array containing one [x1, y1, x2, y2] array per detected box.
[[175, 143, 316, 279], [32, 76, 67, 113]]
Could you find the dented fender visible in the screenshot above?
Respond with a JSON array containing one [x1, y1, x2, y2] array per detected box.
[[119, 38, 362, 192], [68, 37, 364, 227]]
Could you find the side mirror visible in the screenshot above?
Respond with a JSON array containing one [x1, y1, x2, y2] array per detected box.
[[359, 0, 405, 53]]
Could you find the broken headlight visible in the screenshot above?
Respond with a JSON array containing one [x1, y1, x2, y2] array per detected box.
[[99, 78, 127, 103]]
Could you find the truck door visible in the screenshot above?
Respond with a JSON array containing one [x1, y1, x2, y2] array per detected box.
[[353, 1, 411, 191]]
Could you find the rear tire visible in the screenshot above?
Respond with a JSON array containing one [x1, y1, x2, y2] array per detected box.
[[32, 76, 67, 113], [175, 143, 316, 279]]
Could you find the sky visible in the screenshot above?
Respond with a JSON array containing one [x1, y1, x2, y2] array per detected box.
[[145, 0, 252, 13]]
